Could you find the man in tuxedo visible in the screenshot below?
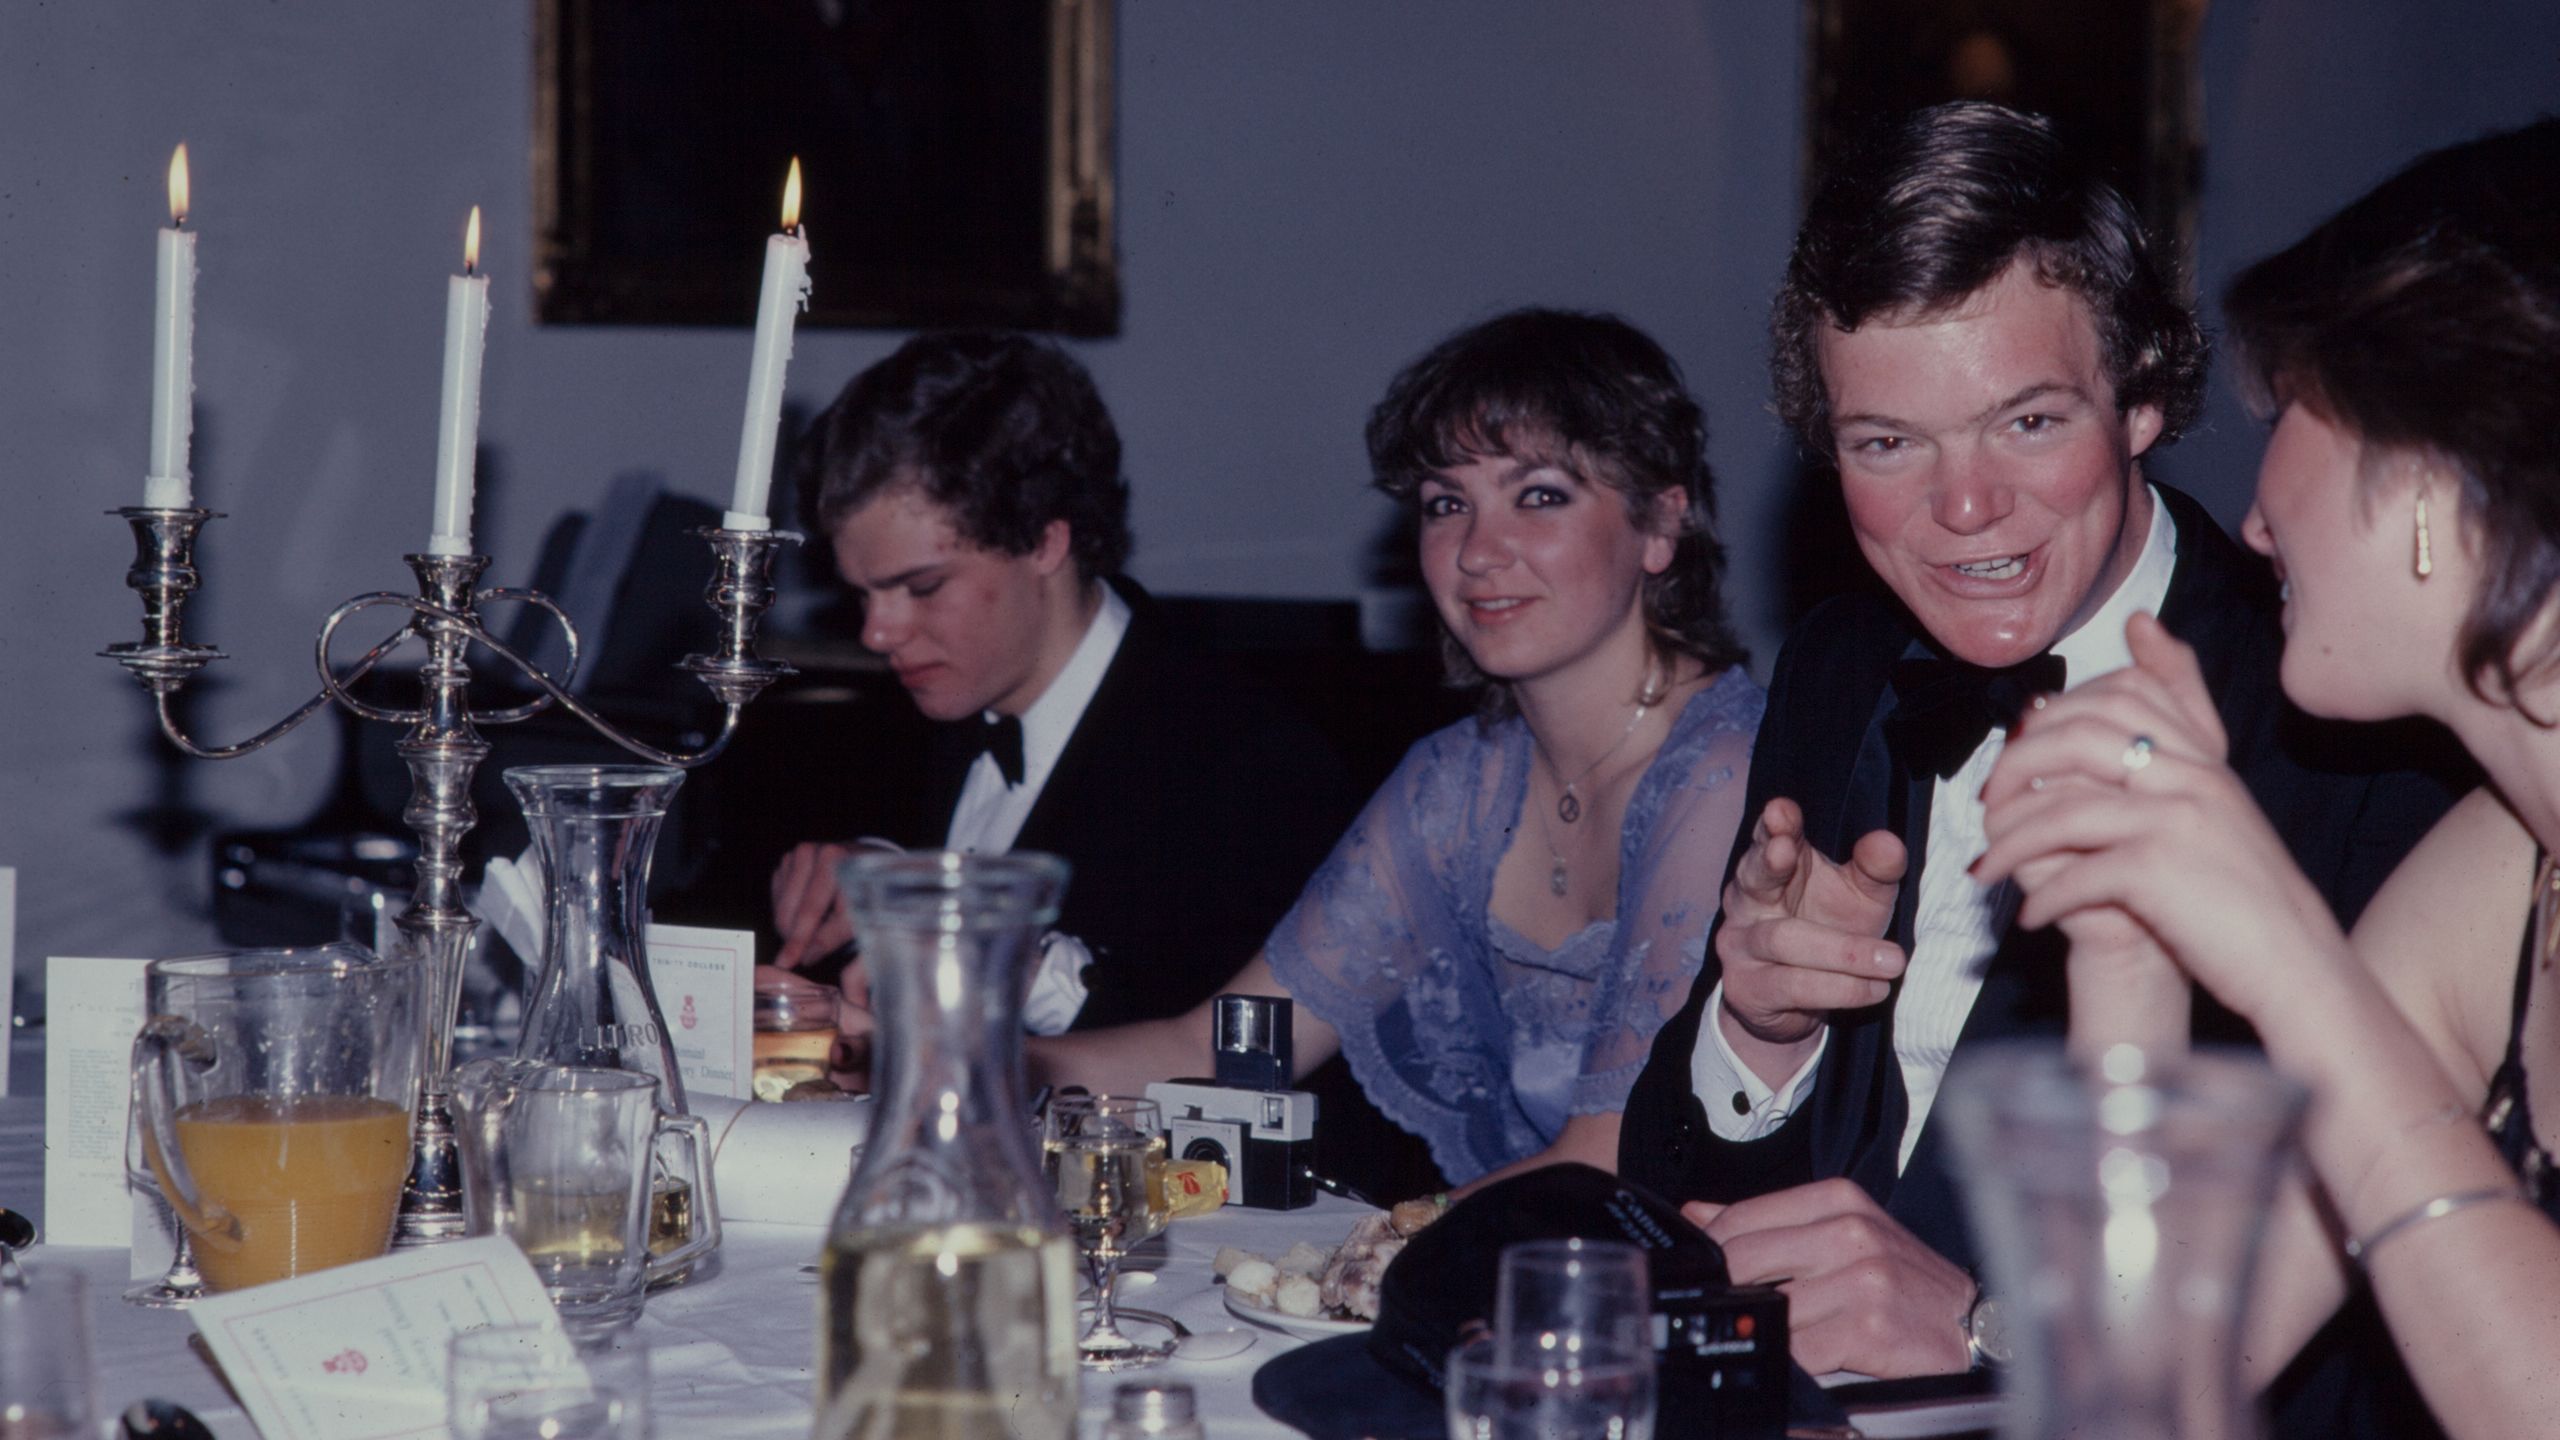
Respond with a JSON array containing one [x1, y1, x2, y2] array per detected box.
[[768, 331, 1356, 1034], [1616, 103, 2458, 1393]]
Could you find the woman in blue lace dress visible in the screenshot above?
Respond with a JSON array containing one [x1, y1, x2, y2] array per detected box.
[[1975, 121, 2560, 1439], [1035, 308, 1763, 1188]]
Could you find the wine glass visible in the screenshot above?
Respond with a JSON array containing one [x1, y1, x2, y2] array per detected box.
[[1043, 1094, 1172, 1369], [124, 1097, 205, 1309]]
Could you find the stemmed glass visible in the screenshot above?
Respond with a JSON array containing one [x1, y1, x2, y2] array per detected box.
[[1043, 1094, 1172, 1370], [123, 1101, 205, 1309]]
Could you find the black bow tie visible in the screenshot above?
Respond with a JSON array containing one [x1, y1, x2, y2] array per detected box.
[[1885, 653, 2067, 781], [962, 713, 1027, 788]]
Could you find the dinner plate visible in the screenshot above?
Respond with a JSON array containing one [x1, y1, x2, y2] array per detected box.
[[1222, 1285, 1371, 1341]]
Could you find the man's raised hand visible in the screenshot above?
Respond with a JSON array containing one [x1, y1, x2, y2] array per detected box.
[[1714, 799, 1909, 1080]]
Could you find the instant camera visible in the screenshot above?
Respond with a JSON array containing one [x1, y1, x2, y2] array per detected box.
[[1145, 994, 1318, 1210]]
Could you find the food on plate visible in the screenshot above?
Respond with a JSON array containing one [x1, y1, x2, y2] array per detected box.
[[1216, 1198, 1446, 1322]]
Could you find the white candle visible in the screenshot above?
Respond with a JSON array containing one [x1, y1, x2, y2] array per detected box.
[[428, 206, 491, 556], [727, 158, 811, 531], [144, 144, 196, 509]]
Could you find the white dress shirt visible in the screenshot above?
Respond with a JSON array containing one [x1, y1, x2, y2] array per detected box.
[[945, 583, 1130, 1034], [1692, 487, 2179, 1170]]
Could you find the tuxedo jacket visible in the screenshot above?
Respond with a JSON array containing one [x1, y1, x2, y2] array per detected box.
[[1618, 485, 2463, 1268], [912, 580, 1360, 1032]]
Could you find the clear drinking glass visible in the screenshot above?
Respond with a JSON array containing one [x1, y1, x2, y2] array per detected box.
[[0, 1267, 100, 1439], [1045, 1094, 1173, 1369], [448, 1322, 650, 1440], [130, 943, 423, 1292], [450, 1061, 719, 1333], [1494, 1239, 1651, 1364], [751, 968, 837, 1101], [1938, 1042, 2307, 1440], [1446, 1336, 1655, 1440]]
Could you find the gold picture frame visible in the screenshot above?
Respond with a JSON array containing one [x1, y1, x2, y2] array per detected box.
[[1803, 0, 2208, 288], [533, 0, 1118, 334]]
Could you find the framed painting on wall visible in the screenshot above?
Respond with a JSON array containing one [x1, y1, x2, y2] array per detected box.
[[1803, 0, 2208, 286], [534, 0, 1118, 334]]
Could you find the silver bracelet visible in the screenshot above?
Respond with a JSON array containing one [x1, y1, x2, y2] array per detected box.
[[2343, 1184, 2529, 1265]]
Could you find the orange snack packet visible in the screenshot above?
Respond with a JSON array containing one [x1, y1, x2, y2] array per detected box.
[[1163, 1158, 1229, 1218]]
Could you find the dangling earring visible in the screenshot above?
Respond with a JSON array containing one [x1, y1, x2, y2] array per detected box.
[[2414, 491, 2434, 580]]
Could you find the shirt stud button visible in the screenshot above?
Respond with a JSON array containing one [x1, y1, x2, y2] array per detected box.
[[1731, 1091, 1750, 1116]]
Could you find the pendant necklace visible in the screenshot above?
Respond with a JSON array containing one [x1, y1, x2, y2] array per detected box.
[[1536, 805, 1573, 897], [1549, 682, 1657, 825], [1532, 670, 1665, 895]]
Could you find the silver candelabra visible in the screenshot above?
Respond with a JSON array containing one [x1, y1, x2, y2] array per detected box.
[[103, 504, 797, 1244]]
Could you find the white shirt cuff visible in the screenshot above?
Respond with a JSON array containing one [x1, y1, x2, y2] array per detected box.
[[1020, 931, 1092, 1036], [1690, 980, 1827, 1141]]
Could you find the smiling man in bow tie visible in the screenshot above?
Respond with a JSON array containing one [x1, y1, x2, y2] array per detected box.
[[1614, 104, 2458, 1401], [767, 331, 1353, 1038]]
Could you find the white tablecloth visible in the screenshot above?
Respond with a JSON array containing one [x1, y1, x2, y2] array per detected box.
[[0, 1090, 1367, 1439]]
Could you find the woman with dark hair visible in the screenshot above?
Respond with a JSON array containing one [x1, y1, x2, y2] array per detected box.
[[1035, 309, 1763, 1190], [1975, 119, 2560, 1437]]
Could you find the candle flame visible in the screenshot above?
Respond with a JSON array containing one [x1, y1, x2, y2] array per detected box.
[[168, 144, 190, 225], [781, 157, 802, 232], [464, 206, 481, 273]]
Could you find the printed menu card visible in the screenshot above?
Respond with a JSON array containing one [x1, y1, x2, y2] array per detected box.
[[191, 1236, 559, 1440], [41, 954, 151, 1247]]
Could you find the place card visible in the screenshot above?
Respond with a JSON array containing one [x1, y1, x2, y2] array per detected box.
[[192, 1235, 560, 1440], [646, 923, 755, 1102], [41, 955, 151, 1248], [0, 866, 16, 1096]]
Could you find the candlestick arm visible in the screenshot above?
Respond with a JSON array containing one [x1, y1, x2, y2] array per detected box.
[[148, 621, 413, 761]]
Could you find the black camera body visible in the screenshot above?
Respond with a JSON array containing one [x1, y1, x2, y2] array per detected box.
[[1653, 1276, 1791, 1439], [1144, 994, 1318, 1210]]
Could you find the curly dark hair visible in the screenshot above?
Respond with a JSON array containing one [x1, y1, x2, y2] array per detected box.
[[2226, 117, 2560, 713], [1771, 101, 2206, 457], [1367, 308, 1746, 704], [798, 330, 1131, 579]]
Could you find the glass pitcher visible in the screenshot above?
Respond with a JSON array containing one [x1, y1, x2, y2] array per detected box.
[[130, 943, 423, 1292], [814, 851, 1078, 1440], [1939, 1042, 2307, 1440]]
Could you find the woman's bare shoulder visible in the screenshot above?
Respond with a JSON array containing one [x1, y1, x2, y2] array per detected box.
[[2354, 786, 2538, 1087]]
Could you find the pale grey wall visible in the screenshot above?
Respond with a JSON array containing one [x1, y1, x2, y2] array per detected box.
[[2, 1, 2551, 976], [2170, 0, 2560, 529]]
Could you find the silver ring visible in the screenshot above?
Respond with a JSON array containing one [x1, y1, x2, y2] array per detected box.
[[2120, 734, 2156, 774]]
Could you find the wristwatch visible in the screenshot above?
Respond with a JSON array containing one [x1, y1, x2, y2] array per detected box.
[[1961, 1290, 2014, 1370]]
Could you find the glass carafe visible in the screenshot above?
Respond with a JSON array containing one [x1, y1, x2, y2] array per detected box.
[[506, 765, 690, 1112], [815, 851, 1078, 1440], [1939, 1042, 2307, 1440]]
